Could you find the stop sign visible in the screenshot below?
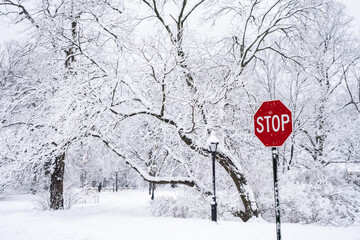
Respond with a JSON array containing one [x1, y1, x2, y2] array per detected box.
[[254, 100, 292, 147]]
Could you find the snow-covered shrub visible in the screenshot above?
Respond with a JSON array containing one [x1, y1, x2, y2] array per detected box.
[[34, 185, 85, 210], [149, 188, 258, 220], [63, 186, 86, 209], [217, 190, 247, 219], [150, 189, 210, 219], [260, 165, 360, 226], [33, 192, 51, 211], [77, 186, 100, 204]]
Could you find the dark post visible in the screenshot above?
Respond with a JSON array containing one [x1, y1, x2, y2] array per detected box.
[[115, 171, 118, 192], [151, 183, 155, 200], [272, 147, 281, 240], [211, 151, 217, 222]]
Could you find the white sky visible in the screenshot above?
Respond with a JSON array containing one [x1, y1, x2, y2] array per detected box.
[[341, 0, 360, 28], [0, 17, 27, 43], [0, 0, 360, 44]]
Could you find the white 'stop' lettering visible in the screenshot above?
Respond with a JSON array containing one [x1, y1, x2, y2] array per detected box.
[[256, 114, 290, 133]]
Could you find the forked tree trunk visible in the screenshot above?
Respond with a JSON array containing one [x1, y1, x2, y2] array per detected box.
[[50, 152, 65, 210]]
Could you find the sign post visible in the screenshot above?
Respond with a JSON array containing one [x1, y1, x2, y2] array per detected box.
[[254, 100, 293, 240], [272, 147, 281, 240]]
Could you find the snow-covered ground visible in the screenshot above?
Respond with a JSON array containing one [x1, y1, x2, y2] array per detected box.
[[0, 188, 359, 240]]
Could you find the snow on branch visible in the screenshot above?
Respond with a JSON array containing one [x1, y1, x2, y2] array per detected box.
[[89, 132, 204, 189]]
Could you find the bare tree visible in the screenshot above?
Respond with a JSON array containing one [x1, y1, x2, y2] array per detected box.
[[98, 0, 325, 221], [0, 0, 128, 209]]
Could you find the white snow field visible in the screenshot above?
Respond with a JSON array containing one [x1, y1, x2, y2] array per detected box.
[[0, 188, 359, 240]]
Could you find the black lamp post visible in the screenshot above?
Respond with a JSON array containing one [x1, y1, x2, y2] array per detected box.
[[208, 135, 219, 222]]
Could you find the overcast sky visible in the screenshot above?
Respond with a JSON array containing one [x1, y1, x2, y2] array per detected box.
[[0, 0, 360, 44], [341, 0, 360, 26]]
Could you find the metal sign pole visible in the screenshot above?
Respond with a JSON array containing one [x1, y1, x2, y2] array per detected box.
[[272, 147, 282, 240]]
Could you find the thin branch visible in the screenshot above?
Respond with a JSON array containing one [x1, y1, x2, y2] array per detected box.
[[182, 0, 205, 24], [90, 132, 197, 188], [142, 0, 174, 41], [1, 0, 39, 28], [109, 108, 178, 127]]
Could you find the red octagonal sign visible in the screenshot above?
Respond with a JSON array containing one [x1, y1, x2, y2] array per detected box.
[[254, 100, 292, 147]]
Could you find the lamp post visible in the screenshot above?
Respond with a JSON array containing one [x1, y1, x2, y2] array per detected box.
[[208, 135, 219, 222]]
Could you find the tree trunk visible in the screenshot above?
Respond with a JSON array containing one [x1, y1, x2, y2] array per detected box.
[[50, 152, 65, 210], [179, 129, 258, 221], [216, 152, 259, 221]]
